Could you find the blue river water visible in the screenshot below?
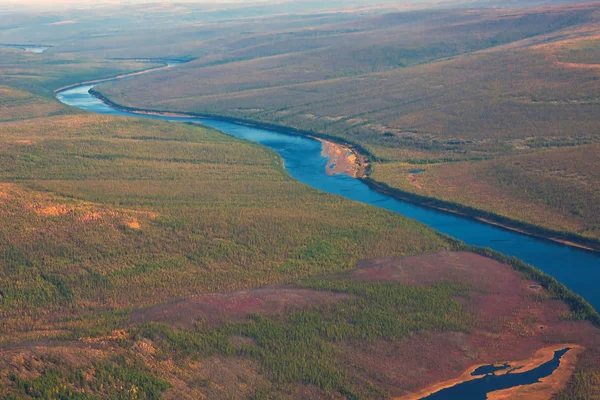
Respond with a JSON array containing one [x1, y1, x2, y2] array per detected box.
[[423, 348, 571, 399], [56, 82, 600, 311]]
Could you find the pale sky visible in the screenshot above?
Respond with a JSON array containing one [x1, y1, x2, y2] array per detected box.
[[0, 0, 281, 12], [4, 0, 275, 4]]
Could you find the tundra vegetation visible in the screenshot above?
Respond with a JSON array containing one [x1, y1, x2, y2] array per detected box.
[[0, 92, 595, 400], [0, 79, 463, 399], [96, 2, 600, 244], [0, 0, 599, 399]]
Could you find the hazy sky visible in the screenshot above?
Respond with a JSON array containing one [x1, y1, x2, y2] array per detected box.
[[6, 0, 275, 4], [0, 0, 281, 12]]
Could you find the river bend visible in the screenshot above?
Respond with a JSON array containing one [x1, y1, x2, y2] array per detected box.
[[56, 81, 600, 310]]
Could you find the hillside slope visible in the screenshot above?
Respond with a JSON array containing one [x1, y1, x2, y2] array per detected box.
[[95, 2, 600, 242]]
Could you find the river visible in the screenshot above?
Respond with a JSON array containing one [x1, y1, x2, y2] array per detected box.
[[1, 44, 49, 53], [56, 81, 600, 311], [422, 348, 571, 400]]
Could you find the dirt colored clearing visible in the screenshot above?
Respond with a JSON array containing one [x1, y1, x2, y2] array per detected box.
[[407, 173, 423, 189], [341, 252, 600, 398], [27, 197, 157, 229], [33, 203, 151, 228], [396, 344, 583, 400], [0, 183, 14, 199], [129, 287, 354, 328], [83, 329, 129, 344], [127, 218, 142, 229], [319, 139, 363, 178], [35, 204, 73, 216], [556, 61, 600, 69]]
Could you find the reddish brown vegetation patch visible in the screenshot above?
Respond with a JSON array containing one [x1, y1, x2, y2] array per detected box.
[[130, 287, 353, 328], [343, 252, 600, 398], [353, 251, 518, 292]]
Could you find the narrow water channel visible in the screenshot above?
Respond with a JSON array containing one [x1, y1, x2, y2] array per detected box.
[[56, 81, 600, 312], [422, 348, 570, 399]]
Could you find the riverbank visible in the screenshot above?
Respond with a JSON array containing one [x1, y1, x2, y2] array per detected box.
[[85, 87, 600, 254], [363, 178, 600, 254], [53, 63, 176, 93], [319, 138, 366, 178]]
